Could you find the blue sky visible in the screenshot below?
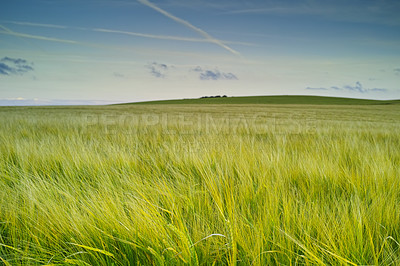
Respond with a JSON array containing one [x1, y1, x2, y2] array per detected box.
[[1, 0, 400, 105]]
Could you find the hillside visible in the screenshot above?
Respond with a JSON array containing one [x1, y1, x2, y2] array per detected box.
[[124, 95, 400, 105]]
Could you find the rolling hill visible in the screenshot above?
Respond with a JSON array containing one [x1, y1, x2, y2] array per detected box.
[[124, 95, 400, 105]]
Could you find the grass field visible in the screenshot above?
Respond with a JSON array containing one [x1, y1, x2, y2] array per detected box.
[[1, 98, 400, 265], [126, 95, 400, 105]]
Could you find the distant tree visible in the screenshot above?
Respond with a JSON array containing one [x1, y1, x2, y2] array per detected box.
[[200, 95, 227, 99]]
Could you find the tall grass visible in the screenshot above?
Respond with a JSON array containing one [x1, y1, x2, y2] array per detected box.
[[0, 104, 399, 265]]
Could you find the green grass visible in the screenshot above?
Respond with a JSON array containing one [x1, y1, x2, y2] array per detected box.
[[0, 103, 400, 265], [123, 95, 400, 105]]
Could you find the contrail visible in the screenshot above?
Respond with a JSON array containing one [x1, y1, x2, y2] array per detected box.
[[0, 25, 77, 44], [137, 0, 240, 55], [95, 28, 216, 43], [5, 21, 68, 29], [0, 25, 115, 51], [0, 25, 178, 54], [3, 20, 253, 47], [95, 28, 255, 46]]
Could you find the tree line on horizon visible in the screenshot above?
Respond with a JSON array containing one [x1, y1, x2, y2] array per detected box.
[[200, 95, 228, 99]]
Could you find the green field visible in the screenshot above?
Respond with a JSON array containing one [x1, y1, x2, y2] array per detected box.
[[1, 100, 400, 265], [126, 95, 400, 105]]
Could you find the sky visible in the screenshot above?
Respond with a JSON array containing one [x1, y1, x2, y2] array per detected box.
[[1, 0, 400, 105]]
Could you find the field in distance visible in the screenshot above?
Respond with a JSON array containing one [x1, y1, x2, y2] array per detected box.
[[124, 95, 400, 105], [0, 102, 400, 265]]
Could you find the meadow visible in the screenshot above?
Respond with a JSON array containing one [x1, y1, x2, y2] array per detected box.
[[1, 100, 400, 265]]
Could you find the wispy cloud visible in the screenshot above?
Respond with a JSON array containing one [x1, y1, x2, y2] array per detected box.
[[95, 28, 253, 46], [113, 72, 125, 78], [0, 24, 136, 52], [224, 7, 310, 15], [193, 66, 238, 81], [224, 2, 400, 26], [1, 25, 244, 61], [137, 0, 241, 55], [3, 20, 254, 47], [0, 24, 78, 44], [5, 21, 68, 29], [146, 62, 171, 78], [341, 82, 387, 93], [394, 68, 400, 76], [0, 56, 34, 76], [306, 81, 387, 93], [95, 28, 207, 42]]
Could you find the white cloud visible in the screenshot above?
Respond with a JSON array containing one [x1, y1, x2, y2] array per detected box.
[[192, 66, 238, 80], [146, 62, 171, 78], [306, 82, 388, 93]]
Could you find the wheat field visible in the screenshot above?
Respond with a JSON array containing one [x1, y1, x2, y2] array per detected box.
[[0, 104, 399, 265]]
